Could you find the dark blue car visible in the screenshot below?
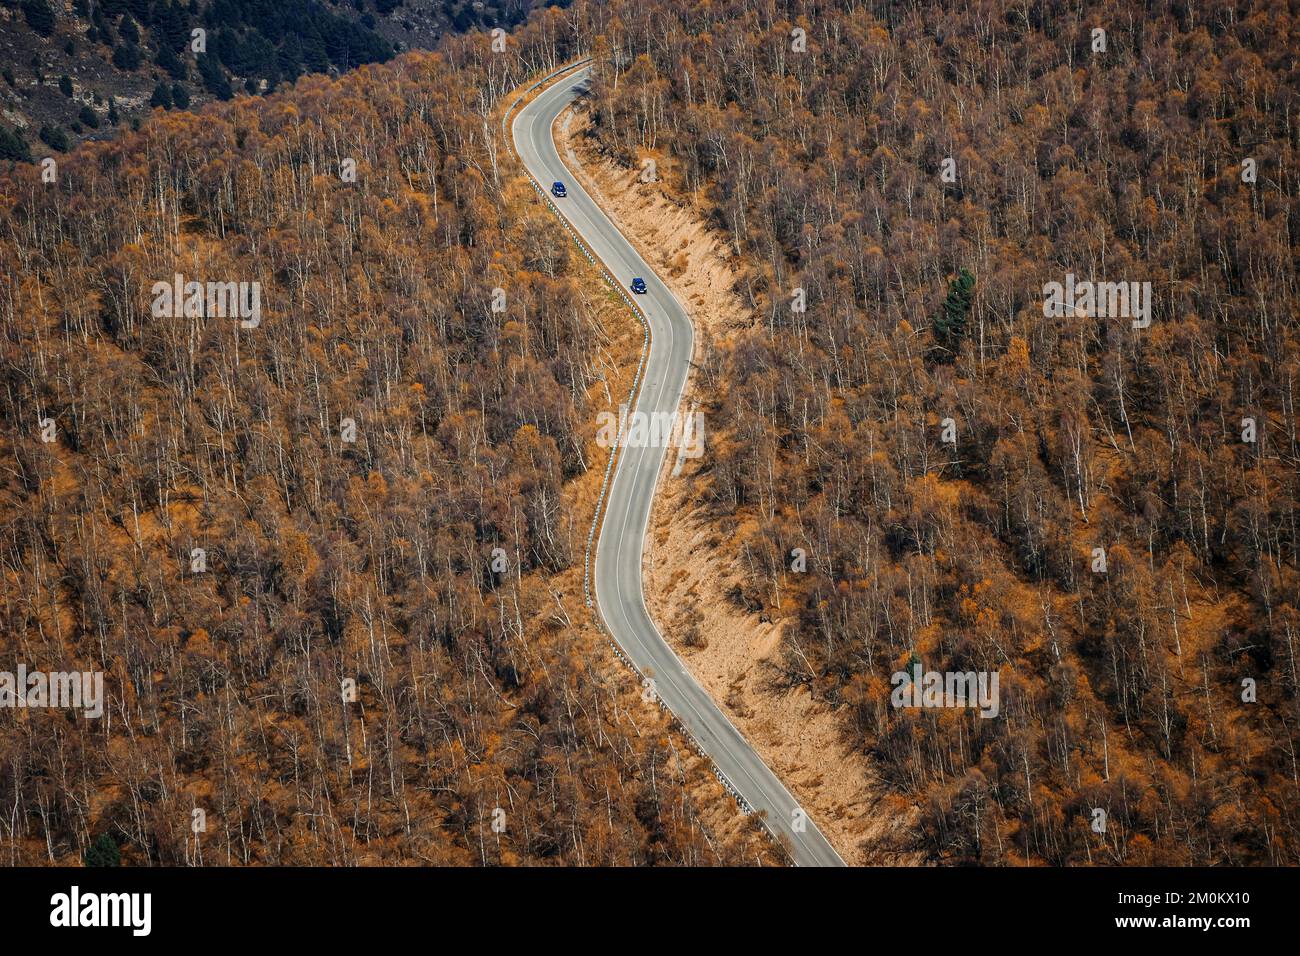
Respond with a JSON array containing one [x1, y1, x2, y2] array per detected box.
[[551, 181, 567, 198], [630, 277, 647, 294]]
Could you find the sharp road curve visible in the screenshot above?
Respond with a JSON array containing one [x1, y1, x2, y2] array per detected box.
[[512, 64, 845, 867]]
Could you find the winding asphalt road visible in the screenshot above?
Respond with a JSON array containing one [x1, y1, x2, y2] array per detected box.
[[512, 65, 845, 867]]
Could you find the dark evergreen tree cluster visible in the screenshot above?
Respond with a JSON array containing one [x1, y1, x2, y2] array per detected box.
[[36, 0, 396, 103], [932, 268, 975, 359], [20, 0, 56, 37], [0, 126, 33, 163], [83, 833, 121, 867], [37, 123, 69, 151]]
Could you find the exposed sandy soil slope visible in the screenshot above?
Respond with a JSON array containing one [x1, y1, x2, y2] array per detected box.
[[495, 83, 777, 865], [555, 107, 918, 865]]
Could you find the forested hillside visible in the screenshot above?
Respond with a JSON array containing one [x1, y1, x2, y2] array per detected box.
[[580, 0, 1299, 864], [0, 0, 553, 157], [3, 0, 1297, 870], [0, 12, 772, 865]]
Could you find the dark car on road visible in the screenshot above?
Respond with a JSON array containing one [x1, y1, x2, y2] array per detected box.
[[630, 277, 647, 294], [551, 181, 567, 197]]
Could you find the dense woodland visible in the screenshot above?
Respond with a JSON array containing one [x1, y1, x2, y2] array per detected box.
[[0, 0, 555, 156], [3, 0, 1297, 868], [583, 0, 1300, 863], [0, 11, 773, 865]]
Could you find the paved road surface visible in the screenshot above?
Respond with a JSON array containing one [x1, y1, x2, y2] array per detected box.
[[511, 64, 845, 867]]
